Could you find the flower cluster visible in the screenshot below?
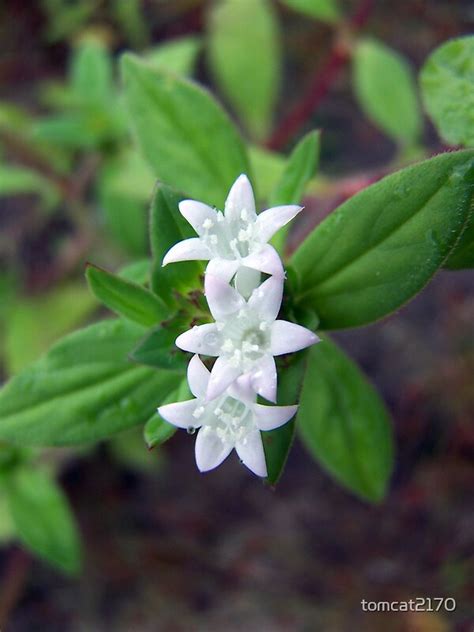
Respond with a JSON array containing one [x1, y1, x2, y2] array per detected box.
[[158, 175, 319, 477]]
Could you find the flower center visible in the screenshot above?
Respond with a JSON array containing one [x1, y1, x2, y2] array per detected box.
[[200, 209, 256, 259], [200, 395, 254, 445], [219, 319, 269, 371]]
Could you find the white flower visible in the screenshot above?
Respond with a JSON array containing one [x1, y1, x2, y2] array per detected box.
[[158, 355, 298, 476], [175, 274, 319, 402], [162, 174, 302, 285]]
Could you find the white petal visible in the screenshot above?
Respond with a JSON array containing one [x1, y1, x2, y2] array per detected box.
[[228, 374, 257, 405], [158, 399, 199, 429], [179, 200, 217, 236], [235, 429, 267, 477], [206, 356, 241, 401], [255, 205, 303, 243], [204, 273, 245, 321], [242, 244, 284, 277], [224, 174, 256, 222], [253, 404, 298, 431], [195, 428, 233, 472], [176, 323, 220, 355], [187, 355, 210, 399], [205, 258, 240, 283], [251, 355, 277, 403], [248, 275, 283, 322], [162, 238, 211, 266], [270, 321, 320, 355], [234, 266, 261, 299]]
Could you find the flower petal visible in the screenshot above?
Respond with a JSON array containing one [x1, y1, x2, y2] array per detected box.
[[179, 200, 217, 236], [205, 257, 240, 283], [162, 238, 211, 266], [270, 321, 319, 355], [206, 356, 241, 401], [255, 205, 303, 243], [248, 275, 283, 322], [228, 373, 257, 405], [253, 404, 298, 431], [195, 428, 233, 472], [204, 273, 245, 321], [187, 355, 210, 399], [176, 323, 220, 355], [234, 266, 261, 299], [242, 244, 284, 277], [157, 399, 199, 429], [224, 174, 256, 222], [235, 429, 267, 477], [251, 354, 277, 403]]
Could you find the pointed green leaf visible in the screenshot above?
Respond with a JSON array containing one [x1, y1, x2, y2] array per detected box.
[[71, 37, 113, 106], [4, 466, 82, 574], [298, 337, 393, 502], [86, 265, 169, 327], [5, 282, 96, 374], [420, 35, 474, 148], [144, 380, 191, 448], [280, 0, 341, 23], [353, 38, 422, 144], [291, 151, 474, 329], [444, 212, 474, 269], [149, 183, 202, 304], [131, 315, 189, 370], [121, 53, 250, 207], [269, 130, 320, 253], [146, 36, 201, 76], [263, 355, 307, 485], [208, 0, 281, 139], [0, 319, 181, 446]]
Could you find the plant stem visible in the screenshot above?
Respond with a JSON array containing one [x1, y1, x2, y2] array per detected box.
[[266, 0, 374, 150]]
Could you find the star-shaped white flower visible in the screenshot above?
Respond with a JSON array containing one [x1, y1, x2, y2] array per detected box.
[[158, 355, 298, 476], [162, 174, 302, 284], [176, 274, 319, 402]]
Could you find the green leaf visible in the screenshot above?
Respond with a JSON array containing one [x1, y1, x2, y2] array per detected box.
[[353, 38, 422, 144], [5, 283, 96, 375], [144, 380, 191, 448], [291, 150, 474, 329], [444, 212, 474, 269], [420, 35, 474, 148], [98, 150, 154, 256], [0, 319, 181, 446], [112, 0, 149, 49], [269, 131, 320, 206], [70, 37, 113, 106], [4, 466, 82, 574], [32, 113, 99, 149], [131, 315, 189, 370], [121, 53, 250, 207], [0, 165, 59, 211], [149, 183, 203, 304], [0, 494, 15, 544], [280, 0, 341, 23], [269, 130, 320, 253], [146, 36, 201, 76], [86, 265, 169, 327], [248, 145, 286, 202], [208, 0, 281, 139], [118, 259, 151, 285], [297, 337, 393, 502], [263, 355, 307, 485]]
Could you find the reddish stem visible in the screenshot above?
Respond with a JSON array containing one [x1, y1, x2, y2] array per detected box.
[[267, 0, 374, 150]]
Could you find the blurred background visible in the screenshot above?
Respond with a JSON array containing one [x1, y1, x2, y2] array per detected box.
[[0, 0, 473, 630]]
